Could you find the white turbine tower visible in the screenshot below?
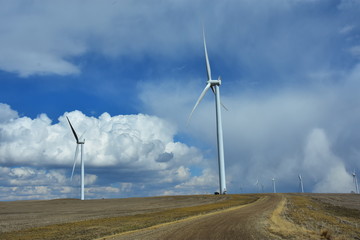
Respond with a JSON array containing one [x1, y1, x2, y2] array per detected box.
[[67, 117, 85, 200], [353, 170, 359, 194], [255, 179, 260, 193], [272, 178, 276, 193], [188, 31, 227, 194], [298, 174, 304, 193]]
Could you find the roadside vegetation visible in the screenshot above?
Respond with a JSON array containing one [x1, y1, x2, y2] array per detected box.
[[268, 194, 360, 239], [0, 194, 258, 240]]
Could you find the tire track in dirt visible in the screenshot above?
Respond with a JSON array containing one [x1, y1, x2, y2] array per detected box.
[[105, 194, 282, 240]]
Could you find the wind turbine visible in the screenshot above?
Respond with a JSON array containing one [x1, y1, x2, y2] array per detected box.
[[66, 116, 86, 200], [272, 178, 276, 193], [188, 30, 227, 194], [298, 174, 304, 193], [255, 179, 260, 193], [353, 170, 359, 194]]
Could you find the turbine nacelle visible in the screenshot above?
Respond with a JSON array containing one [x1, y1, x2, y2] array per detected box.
[[207, 77, 221, 86]]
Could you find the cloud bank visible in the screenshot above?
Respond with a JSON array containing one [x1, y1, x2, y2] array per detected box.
[[0, 0, 202, 77], [0, 103, 216, 200]]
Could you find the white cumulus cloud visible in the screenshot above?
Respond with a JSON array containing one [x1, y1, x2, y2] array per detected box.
[[0, 103, 215, 200], [302, 128, 353, 193]]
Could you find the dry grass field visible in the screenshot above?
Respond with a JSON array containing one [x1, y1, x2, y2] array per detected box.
[[0, 194, 258, 240], [0, 193, 359, 240], [268, 193, 360, 240], [0, 195, 231, 233]]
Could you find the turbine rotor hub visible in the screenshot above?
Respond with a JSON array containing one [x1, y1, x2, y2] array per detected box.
[[208, 79, 221, 86]]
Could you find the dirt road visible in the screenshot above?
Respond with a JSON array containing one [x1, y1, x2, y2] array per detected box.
[[106, 194, 282, 240]]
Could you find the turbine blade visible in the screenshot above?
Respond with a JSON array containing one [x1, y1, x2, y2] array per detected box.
[[71, 144, 79, 181], [79, 129, 87, 142], [66, 117, 79, 143], [187, 83, 211, 124], [221, 102, 229, 111], [203, 30, 212, 81], [217, 76, 226, 110]]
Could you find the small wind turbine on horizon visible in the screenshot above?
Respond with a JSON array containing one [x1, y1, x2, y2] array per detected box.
[[67, 116, 86, 200], [298, 174, 304, 193], [272, 178, 276, 193], [353, 170, 359, 194], [188, 30, 227, 194], [255, 179, 261, 193]]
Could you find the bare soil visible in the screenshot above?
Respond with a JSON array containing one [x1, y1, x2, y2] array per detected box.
[[107, 194, 282, 240]]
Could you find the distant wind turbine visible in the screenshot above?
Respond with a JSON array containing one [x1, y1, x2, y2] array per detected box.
[[298, 174, 304, 193], [67, 116, 86, 200], [188, 30, 227, 194], [272, 178, 276, 193], [255, 179, 260, 193], [353, 170, 359, 194]]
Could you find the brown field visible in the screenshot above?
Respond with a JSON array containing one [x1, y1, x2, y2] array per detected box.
[[0, 193, 359, 240], [0, 194, 258, 240], [268, 193, 360, 240], [0, 195, 232, 233]]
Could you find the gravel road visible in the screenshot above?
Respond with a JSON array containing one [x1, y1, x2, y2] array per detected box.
[[106, 194, 282, 240]]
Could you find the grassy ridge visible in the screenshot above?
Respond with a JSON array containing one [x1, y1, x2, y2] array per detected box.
[[0, 194, 258, 240], [268, 194, 360, 239]]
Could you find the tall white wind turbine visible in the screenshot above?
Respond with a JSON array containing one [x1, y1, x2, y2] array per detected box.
[[298, 174, 304, 193], [272, 178, 276, 193], [67, 116, 86, 200], [188, 31, 227, 194], [353, 170, 359, 194]]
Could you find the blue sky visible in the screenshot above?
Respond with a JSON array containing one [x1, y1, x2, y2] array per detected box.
[[1, 0, 360, 200]]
